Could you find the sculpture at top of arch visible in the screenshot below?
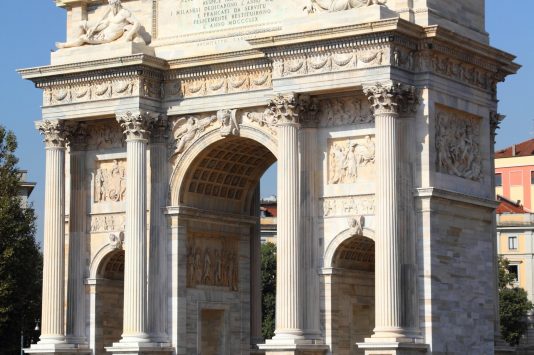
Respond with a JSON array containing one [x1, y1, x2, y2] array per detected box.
[[305, 0, 386, 14], [56, 0, 143, 49], [218, 109, 239, 137]]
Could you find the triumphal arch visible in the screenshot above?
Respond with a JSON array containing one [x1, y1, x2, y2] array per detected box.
[[21, 0, 519, 354]]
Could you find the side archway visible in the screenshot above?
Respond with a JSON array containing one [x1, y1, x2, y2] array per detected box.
[[323, 229, 375, 355]]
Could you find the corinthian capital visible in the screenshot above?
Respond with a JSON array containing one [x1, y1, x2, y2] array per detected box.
[[66, 122, 89, 151], [490, 111, 505, 144], [265, 93, 300, 126], [36, 120, 67, 149], [364, 82, 419, 116], [150, 114, 169, 143], [116, 111, 155, 141]]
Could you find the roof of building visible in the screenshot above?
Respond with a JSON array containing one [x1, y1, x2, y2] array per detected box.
[[496, 195, 529, 214], [495, 138, 534, 158]]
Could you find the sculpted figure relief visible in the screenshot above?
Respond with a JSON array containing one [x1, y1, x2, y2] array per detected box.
[[187, 238, 239, 291], [305, 0, 386, 13], [435, 107, 482, 181], [328, 136, 375, 184], [171, 115, 217, 157], [56, 0, 141, 49], [94, 159, 126, 203]]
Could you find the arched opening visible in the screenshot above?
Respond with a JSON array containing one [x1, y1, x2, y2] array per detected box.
[[177, 135, 277, 354], [327, 235, 375, 355], [94, 249, 125, 353]]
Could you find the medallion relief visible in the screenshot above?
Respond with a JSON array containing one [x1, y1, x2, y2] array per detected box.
[[94, 159, 127, 203], [328, 136, 375, 184], [435, 106, 482, 181], [322, 195, 375, 217], [187, 234, 239, 291]]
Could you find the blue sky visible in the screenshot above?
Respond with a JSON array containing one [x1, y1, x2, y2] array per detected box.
[[0, 1, 532, 245]]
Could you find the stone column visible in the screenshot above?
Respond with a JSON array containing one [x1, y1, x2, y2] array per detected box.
[[271, 94, 305, 341], [148, 116, 170, 343], [116, 111, 153, 344], [260, 94, 327, 355], [66, 123, 89, 345], [362, 83, 419, 342], [36, 120, 68, 345]]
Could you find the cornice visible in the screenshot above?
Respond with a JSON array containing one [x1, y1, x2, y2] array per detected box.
[[415, 187, 499, 210], [248, 18, 424, 49], [166, 50, 267, 71], [18, 54, 168, 82]]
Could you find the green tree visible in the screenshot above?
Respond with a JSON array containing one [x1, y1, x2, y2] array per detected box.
[[261, 242, 276, 339], [499, 256, 533, 346], [0, 125, 42, 354]]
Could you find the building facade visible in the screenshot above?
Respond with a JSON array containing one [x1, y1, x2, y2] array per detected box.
[[22, 0, 518, 354], [495, 140, 534, 352]]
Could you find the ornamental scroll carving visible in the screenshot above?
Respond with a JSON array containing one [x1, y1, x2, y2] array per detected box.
[[322, 195, 375, 217], [435, 106, 482, 181], [187, 234, 239, 291], [328, 136, 375, 184], [94, 159, 126, 203]]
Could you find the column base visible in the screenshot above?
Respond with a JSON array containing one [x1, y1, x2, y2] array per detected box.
[[105, 342, 173, 355], [25, 343, 91, 355], [357, 339, 428, 355], [258, 339, 329, 355]]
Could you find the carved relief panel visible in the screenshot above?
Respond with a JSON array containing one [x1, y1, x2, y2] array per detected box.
[[435, 105, 482, 181], [86, 122, 124, 151], [89, 214, 126, 233], [328, 136, 375, 184], [322, 195, 375, 217], [94, 159, 127, 203], [187, 233, 239, 291], [317, 95, 374, 127]]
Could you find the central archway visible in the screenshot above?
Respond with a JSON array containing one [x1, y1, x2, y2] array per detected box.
[[171, 133, 277, 354]]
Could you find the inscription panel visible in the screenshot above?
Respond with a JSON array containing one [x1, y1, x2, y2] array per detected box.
[[158, 0, 301, 38]]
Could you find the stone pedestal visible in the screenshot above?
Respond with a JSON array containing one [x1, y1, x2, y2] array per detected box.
[[356, 341, 428, 355], [105, 343, 173, 355]]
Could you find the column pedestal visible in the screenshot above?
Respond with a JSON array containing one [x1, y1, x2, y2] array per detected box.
[[357, 341, 428, 355]]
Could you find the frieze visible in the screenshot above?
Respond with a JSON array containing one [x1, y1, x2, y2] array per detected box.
[[322, 195, 375, 217], [86, 122, 124, 150], [187, 234, 239, 291], [164, 68, 272, 99], [435, 105, 482, 181], [328, 136, 375, 184], [317, 95, 374, 127], [89, 214, 126, 233]]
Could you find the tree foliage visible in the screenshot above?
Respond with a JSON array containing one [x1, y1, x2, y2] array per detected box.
[[499, 256, 533, 346], [261, 242, 276, 339], [0, 125, 42, 353]]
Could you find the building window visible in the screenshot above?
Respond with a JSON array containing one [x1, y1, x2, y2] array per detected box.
[[508, 236, 518, 250], [495, 173, 502, 186], [531, 171, 534, 184], [508, 264, 519, 283]]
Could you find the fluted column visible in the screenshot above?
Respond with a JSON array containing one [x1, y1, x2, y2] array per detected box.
[[363, 83, 418, 340], [270, 94, 305, 340], [116, 111, 154, 344], [36, 120, 68, 345], [148, 115, 169, 343], [66, 123, 89, 344]]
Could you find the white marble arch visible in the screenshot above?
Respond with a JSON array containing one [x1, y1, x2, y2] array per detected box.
[[323, 227, 375, 269], [168, 122, 279, 207]]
